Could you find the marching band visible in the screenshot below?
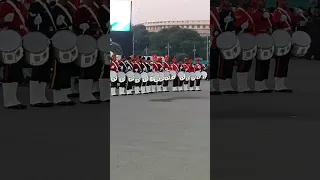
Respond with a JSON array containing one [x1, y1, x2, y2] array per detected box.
[[0, 0, 109, 109], [210, 0, 311, 95], [109, 53, 208, 96]]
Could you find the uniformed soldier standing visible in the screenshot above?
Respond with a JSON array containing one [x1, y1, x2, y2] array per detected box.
[[145, 57, 152, 93], [125, 57, 134, 95], [170, 57, 180, 92], [182, 58, 189, 91], [110, 54, 118, 96], [50, 0, 77, 106], [194, 58, 202, 91], [28, 0, 56, 107], [133, 56, 142, 94], [117, 56, 127, 95], [162, 55, 170, 92], [0, 0, 28, 109], [156, 57, 163, 92], [73, 0, 102, 104], [188, 59, 195, 91], [150, 55, 158, 93], [140, 57, 148, 94]]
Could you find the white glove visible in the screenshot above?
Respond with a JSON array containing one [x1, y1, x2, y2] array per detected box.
[[224, 15, 233, 23], [263, 12, 270, 18], [111, 65, 114, 69], [241, 21, 249, 29], [214, 31, 219, 36], [296, 8, 303, 14], [300, 20, 307, 26], [56, 15, 65, 26], [134, 68, 138, 72], [280, 14, 287, 22], [34, 14, 42, 25], [4, 13, 14, 22], [79, 23, 90, 31]]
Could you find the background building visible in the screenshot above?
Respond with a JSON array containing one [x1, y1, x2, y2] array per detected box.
[[142, 20, 210, 37]]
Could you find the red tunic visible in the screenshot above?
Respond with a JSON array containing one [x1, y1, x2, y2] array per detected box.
[[272, 7, 298, 34], [234, 7, 255, 34], [162, 61, 171, 71], [194, 63, 202, 71], [188, 64, 195, 72], [182, 63, 189, 72], [110, 61, 118, 72], [252, 9, 273, 34], [133, 62, 142, 73], [156, 62, 163, 72], [151, 62, 158, 72], [0, 1, 28, 36], [171, 63, 179, 72]]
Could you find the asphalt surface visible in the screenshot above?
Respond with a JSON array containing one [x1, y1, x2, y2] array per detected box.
[[110, 82, 210, 180], [212, 59, 320, 180]]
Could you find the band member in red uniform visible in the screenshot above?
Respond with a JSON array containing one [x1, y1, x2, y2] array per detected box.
[[133, 56, 142, 94], [216, 0, 238, 94], [162, 55, 170, 92], [74, 0, 102, 103], [182, 57, 189, 91], [151, 55, 158, 93], [234, 0, 255, 93], [118, 55, 127, 95], [188, 59, 196, 91], [178, 60, 184, 91], [110, 54, 118, 96], [170, 57, 179, 92], [194, 58, 202, 91], [145, 57, 153, 93], [140, 57, 148, 94], [125, 56, 134, 95], [251, 0, 274, 93], [210, 2, 222, 95], [272, 0, 298, 92], [156, 57, 163, 92], [0, 0, 28, 109]]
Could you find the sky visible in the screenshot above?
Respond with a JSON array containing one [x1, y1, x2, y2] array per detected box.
[[131, 0, 210, 24]]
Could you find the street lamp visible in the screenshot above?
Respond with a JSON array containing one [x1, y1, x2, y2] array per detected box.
[[165, 42, 171, 58], [193, 44, 196, 60]]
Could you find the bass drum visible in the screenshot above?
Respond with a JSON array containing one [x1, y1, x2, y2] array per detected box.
[[51, 30, 78, 64], [256, 33, 274, 60], [110, 70, 117, 82], [126, 71, 134, 82], [0, 30, 24, 64], [141, 72, 148, 82], [216, 32, 241, 60], [170, 70, 176, 80], [23, 32, 50, 66], [185, 72, 190, 81], [272, 30, 291, 56], [237, 33, 257, 61], [201, 71, 207, 80], [291, 31, 311, 57], [97, 34, 109, 65], [117, 72, 126, 82], [148, 72, 154, 82], [75, 35, 98, 68], [178, 71, 185, 81]]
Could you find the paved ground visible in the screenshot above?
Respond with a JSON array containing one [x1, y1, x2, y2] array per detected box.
[[212, 59, 320, 180], [110, 82, 210, 180]]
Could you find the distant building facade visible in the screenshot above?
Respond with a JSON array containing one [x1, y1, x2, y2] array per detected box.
[[142, 20, 210, 37]]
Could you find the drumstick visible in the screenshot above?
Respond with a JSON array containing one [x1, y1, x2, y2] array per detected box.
[[225, 12, 231, 31], [240, 20, 249, 34]]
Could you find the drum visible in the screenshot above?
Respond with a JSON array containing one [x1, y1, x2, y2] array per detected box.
[[164, 71, 170, 80], [97, 34, 109, 65], [134, 73, 141, 83], [170, 70, 176, 80], [0, 30, 23, 64], [190, 72, 196, 81], [201, 71, 207, 80], [75, 35, 98, 68], [272, 30, 292, 56], [117, 72, 126, 82], [148, 72, 154, 81], [178, 71, 185, 81], [185, 72, 190, 81], [195, 71, 201, 79], [237, 33, 257, 61], [141, 72, 148, 82], [23, 32, 50, 66], [126, 71, 134, 82], [153, 72, 159, 82], [255, 33, 275, 60], [291, 31, 311, 57], [158, 72, 164, 82], [51, 30, 78, 64], [216, 32, 241, 60], [110, 70, 117, 82]]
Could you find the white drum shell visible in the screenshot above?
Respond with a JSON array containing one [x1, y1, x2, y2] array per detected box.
[[117, 72, 126, 82], [0, 30, 24, 65], [51, 30, 78, 64], [170, 71, 176, 80], [272, 30, 292, 57], [238, 33, 257, 61], [141, 72, 148, 82], [148, 72, 154, 81], [126, 71, 135, 82], [164, 71, 170, 80], [134, 73, 141, 83], [291, 31, 311, 57], [256, 33, 275, 60], [98, 34, 109, 65], [195, 71, 201, 79], [185, 72, 190, 81], [158, 72, 164, 82], [178, 71, 185, 81], [110, 70, 117, 82], [201, 71, 207, 80], [23, 32, 50, 66], [153, 72, 159, 82], [216, 32, 241, 60], [76, 35, 98, 68], [190, 72, 196, 81]]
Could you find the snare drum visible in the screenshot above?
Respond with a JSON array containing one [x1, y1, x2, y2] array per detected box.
[[190, 72, 196, 81], [117, 72, 126, 82], [134, 73, 141, 83], [51, 30, 78, 64], [23, 32, 50, 66], [153, 72, 159, 82], [178, 71, 185, 81], [158, 72, 164, 82], [126, 71, 134, 82], [170, 70, 176, 80], [216, 32, 241, 60], [164, 71, 170, 80], [97, 34, 109, 65], [141, 72, 148, 82], [237, 33, 257, 61], [291, 31, 311, 57], [185, 72, 190, 81], [110, 70, 117, 82], [0, 30, 23, 64], [201, 71, 207, 79], [195, 71, 201, 79], [76, 35, 98, 68], [148, 72, 154, 81], [272, 30, 292, 56], [256, 33, 275, 60]]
